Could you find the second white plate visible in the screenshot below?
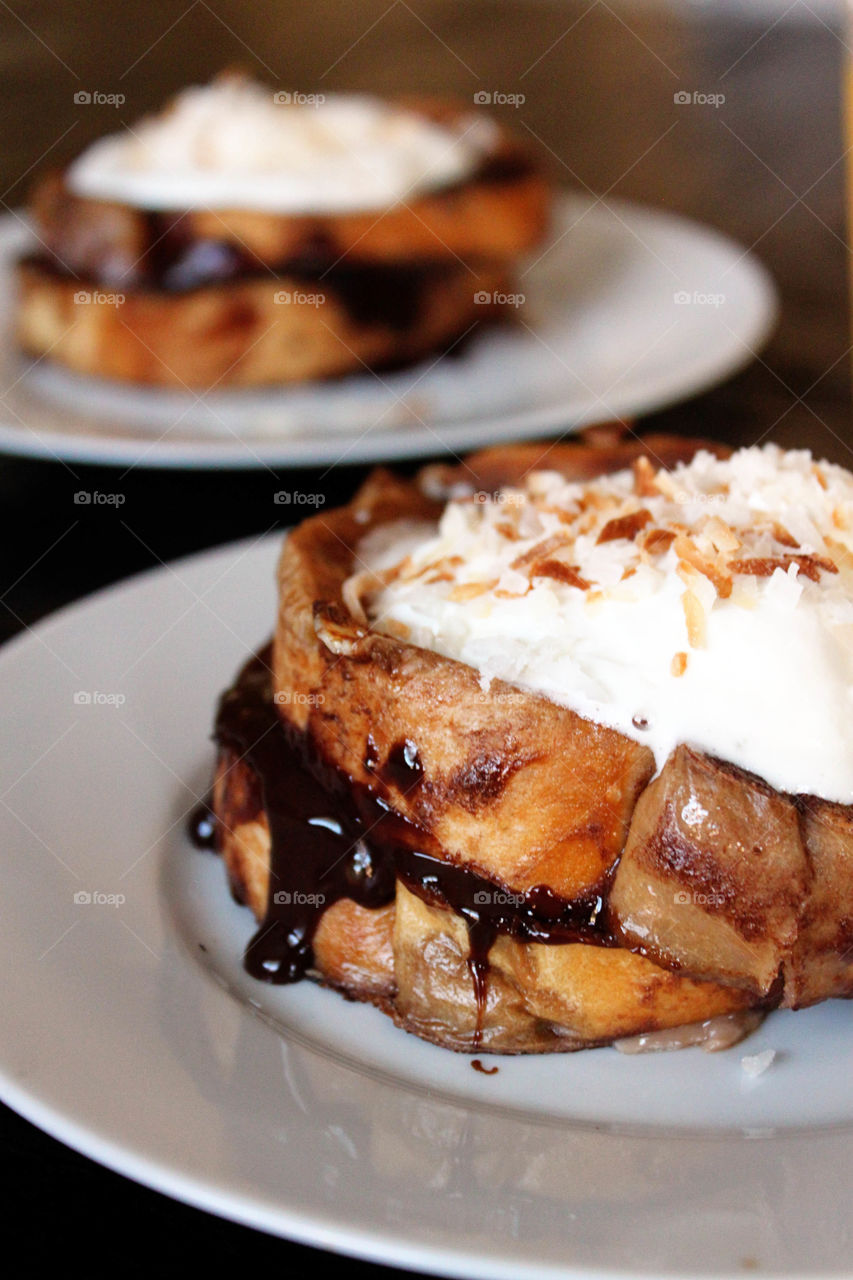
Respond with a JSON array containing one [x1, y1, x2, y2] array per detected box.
[[0, 194, 777, 468]]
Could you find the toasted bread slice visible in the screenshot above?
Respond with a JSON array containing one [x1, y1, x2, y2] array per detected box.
[[16, 256, 510, 388]]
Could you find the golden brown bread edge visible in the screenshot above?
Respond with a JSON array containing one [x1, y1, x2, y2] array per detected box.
[[16, 258, 511, 388], [213, 431, 758, 1052], [27, 98, 550, 278], [264, 432, 853, 1034], [214, 752, 752, 1053]]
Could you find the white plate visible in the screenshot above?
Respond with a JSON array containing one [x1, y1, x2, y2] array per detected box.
[[3, 536, 851, 1280], [0, 194, 776, 469]]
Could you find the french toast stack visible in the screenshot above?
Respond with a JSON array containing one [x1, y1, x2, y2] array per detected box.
[[16, 96, 549, 388], [209, 433, 853, 1053]]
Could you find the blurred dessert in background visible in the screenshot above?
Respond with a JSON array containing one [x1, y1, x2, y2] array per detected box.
[[16, 74, 550, 388]]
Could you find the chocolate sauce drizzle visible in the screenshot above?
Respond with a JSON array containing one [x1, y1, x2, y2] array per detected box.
[[27, 245, 453, 335], [195, 649, 617, 1036], [471, 1059, 499, 1075]]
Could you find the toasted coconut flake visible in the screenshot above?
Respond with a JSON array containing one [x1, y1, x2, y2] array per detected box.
[[771, 521, 798, 549], [825, 537, 853, 573], [704, 516, 741, 554], [586, 490, 619, 513], [642, 527, 676, 555], [531, 559, 591, 589], [653, 470, 679, 500], [676, 559, 694, 587], [673, 533, 732, 599], [671, 651, 688, 677], [543, 504, 582, 527], [408, 554, 464, 582], [729, 554, 838, 583], [495, 520, 522, 541], [597, 508, 652, 545], [682, 589, 706, 648], [832, 507, 849, 532], [449, 579, 498, 602], [813, 464, 829, 490], [632, 455, 659, 497], [511, 533, 571, 572]]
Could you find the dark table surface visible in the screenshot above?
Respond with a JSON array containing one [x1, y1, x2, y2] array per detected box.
[[1, 2, 850, 1275]]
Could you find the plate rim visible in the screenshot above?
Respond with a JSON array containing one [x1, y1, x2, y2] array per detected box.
[[0, 194, 779, 469]]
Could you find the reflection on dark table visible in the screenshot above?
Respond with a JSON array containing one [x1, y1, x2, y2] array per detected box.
[[0, 2, 849, 1275]]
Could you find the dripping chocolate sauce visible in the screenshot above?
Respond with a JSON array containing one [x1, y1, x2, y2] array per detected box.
[[192, 647, 617, 1036], [471, 1059, 499, 1075]]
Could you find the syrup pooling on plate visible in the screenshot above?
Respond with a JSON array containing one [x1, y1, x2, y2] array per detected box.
[[202, 649, 620, 1019]]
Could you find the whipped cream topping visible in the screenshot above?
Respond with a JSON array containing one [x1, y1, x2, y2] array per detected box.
[[67, 78, 495, 214], [361, 445, 853, 803]]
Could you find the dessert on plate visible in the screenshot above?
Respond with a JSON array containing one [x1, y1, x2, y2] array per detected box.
[[17, 75, 550, 388], [195, 430, 853, 1053]]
